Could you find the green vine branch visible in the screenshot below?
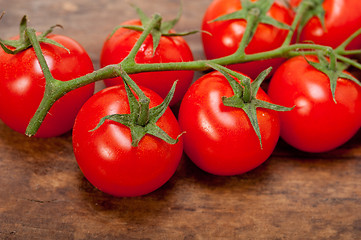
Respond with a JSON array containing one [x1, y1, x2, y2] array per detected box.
[[1, 0, 361, 137]]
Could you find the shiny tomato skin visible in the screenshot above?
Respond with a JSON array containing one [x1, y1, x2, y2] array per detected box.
[[291, 0, 361, 49], [178, 71, 280, 176], [268, 56, 361, 153], [201, 0, 294, 79], [0, 34, 94, 137], [100, 20, 194, 106], [72, 85, 183, 197]]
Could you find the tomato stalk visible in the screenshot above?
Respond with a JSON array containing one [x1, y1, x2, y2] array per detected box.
[[209, 0, 291, 58], [24, 28, 71, 136], [336, 54, 361, 71], [24, 13, 182, 144], [115, 67, 151, 127], [235, 10, 259, 56], [281, 0, 312, 47], [2, 0, 360, 137], [23, 13, 164, 136], [236, 0, 291, 55], [121, 14, 163, 65], [91, 67, 182, 147], [335, 27, 361, 56], [207, 63, 293, 147]]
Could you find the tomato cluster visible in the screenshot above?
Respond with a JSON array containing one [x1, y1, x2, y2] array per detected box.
[[1, 0, 361, 197]]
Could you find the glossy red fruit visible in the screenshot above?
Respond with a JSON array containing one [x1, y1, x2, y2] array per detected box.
[[0, 34, 94, 137]]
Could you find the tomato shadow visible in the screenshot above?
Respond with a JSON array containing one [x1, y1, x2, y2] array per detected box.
[[0, 122, 75, 174], [174, 126, 361, 196], [0, 121, 73, 153], [272, 128, 361, 167], [75, 156, 193, 224], [175, 152, 275, 193], [74, 153, 273, 227], [71, 127, 361, 229]]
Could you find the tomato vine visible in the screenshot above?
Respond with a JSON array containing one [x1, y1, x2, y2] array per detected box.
[[1, 0, 361, 141]]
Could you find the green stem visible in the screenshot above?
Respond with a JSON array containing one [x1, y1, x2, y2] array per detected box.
[[26, 28, 53, 78], [336, 54, 361, 70], [329, 49, 337, 70], [22, 7, 361, 137], [138, 99, 150, 126], [25, 28, 65, 136], [336, 27, 361, 53], [235, 12, 259, 56], [24, 14, 163, 136], [116, 67, 150, 126], [337, 49, 361, 56], [122, 14, 162, 65], [281, 0, 310, 47], [119, 43, 335, 73]]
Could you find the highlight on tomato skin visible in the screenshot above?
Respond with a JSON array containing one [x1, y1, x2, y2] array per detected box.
[[267, 55, 361, 153], [178, 70, 281, 176], [201, 0, 295, 79], [72, 85, 184, 197], [0, 34, 95, 138]]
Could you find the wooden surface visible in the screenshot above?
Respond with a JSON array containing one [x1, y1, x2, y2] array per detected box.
[[0, 0, 361, 239]]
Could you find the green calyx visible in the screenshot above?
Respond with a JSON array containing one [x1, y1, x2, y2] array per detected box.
[[304, 51, 361, 102], [0, 15, 68, 54], [109, 4, 198, 55], [211, 0, 291, 48], [91, 67, 182, 147], [208, 63, 293, 148]]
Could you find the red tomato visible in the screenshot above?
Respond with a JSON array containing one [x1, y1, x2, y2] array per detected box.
[[268, 55, 361, 153], [291, 0, 361, 49], [100, 20, 194, 105], [178, 71, 280, 176], [201, 0, 294, 79], [0, 34, 94, 137], [72, 85, 183, 197]]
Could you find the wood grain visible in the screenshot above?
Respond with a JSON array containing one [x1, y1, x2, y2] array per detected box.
[[0, 0, 360, 239]]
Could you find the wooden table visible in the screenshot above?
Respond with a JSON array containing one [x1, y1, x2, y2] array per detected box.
[[1, 0, 360, 239]]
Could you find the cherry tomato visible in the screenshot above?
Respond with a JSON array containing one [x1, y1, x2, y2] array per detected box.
[[100, 20, 194, 106], [178, 71, 280, 176], [291, 0, 361, 49], [0, 34, 95, 137], [72, 85, 183, 197], [201, 0, 294, 79], [268, 55, 361, 152]]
